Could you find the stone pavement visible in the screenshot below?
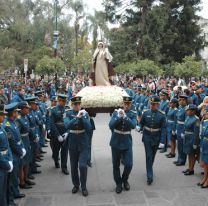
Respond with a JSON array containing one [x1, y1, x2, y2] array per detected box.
[[18, 114, 208, 206]]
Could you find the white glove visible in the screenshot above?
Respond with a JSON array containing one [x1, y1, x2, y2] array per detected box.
[[193, 145, 197, 150], [47, 130, 51, 134], [158, 143, 165, 149], [80, 109, 87, 116], [77, 110, 84, 118], [181, 133, 185, 139], [34, 136, 39, 143], [8, 161, 13, 173], [58, 135, 64, 142], [62, 133, 68, 140], [172, 131, 176, 135], [136, 125, 141, 132], [43, 124, 46, 130], [21, 148, 26, 159]]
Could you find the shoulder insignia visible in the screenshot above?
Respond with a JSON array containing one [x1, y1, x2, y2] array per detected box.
[[194, 115, 199, 120], [159, 110, 165, 115], [5, 122, 11, 127], [130, 110, 137, 114], [204, 119, 208, 122]]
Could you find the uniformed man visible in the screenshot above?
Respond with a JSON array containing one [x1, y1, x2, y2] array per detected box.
[[174, 95, 188, 166], [0, 104, 13, 206], [46, 96, 58, 152], [16, 102, 35, 189], [139, 95, 166, 185], [3, 102, 26, 205], [26, 97, 41, 175], [109, 96, 137, 193], [64, 96, 92, 197], [50, 94, 69, 175]]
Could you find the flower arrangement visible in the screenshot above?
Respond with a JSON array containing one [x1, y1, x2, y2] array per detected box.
[[77, 86, 128, 108]]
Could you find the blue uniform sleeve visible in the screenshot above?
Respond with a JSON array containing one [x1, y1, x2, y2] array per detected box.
[[194, 118, 200, 146], [173, 109, 178, 132], [81, 114, 92, 132], [0, 154, 10, 171], [160, 114, 167, 144], [50, 109, 61, 137], [123, 113, 137, 129], [5, 127, 23, 157], [109, 112, 122, 130]]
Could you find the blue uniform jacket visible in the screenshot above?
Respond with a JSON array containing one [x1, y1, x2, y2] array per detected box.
[[184, 115, 200, 146], [167, 108, 178, 132], [0, 125, 13, 175], [3, 118, 24, 162], [27, 110, 39, 142], [64, 110, 92, 151], [159, 100, 169, 115], [176, 106, 187, 135], [50, 105, 67, 137], [140, 109, 166, 145], [109, 110, 137, 150]]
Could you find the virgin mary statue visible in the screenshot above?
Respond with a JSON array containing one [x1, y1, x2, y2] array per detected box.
[[89, 42, 115, 86]]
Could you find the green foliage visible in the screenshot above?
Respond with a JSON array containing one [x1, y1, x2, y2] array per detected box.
[[173, 56, 201, 79], [35, 56, 66, 76], [115, 59, 163, 77], [71, 47, 92, 72]]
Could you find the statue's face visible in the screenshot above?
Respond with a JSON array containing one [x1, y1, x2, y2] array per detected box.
[[98, 43, 103, 49]]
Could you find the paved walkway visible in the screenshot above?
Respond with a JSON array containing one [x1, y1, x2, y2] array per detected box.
[[18, 114, 208, 206]]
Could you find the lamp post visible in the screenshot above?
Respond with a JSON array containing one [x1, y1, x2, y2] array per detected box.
[[53, 0, 59, 57]]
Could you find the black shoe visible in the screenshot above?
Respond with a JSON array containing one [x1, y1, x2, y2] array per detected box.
[[82, 189, 88, 197], [182, 169, 189, 173], [201, 185, 208, 189], [115, 185, 123, 194], [201, 172, 204, 175], [28, 175, 35, 180], [42, 144, 48, 148], [147, 178, 153, 185], [62, 168, 69, 175], [34, 163, 41, 168], [184, 170, 194, 176], [72, 186, 79, 194], [19, 184, 33, 189], [176, 162, 185, 166], [87, 161, 92, 167], [55, 162, 60, 168], [197, 182, 203, 187], [31, 170, 41, 174], [160, 148, 167, 153], [165, 152, 171, 157], [14, 194, 25, 199], [167, 153, 176, 158], [35, 158, 41, 162], [173, 161, 178, 164], [25, 180, 36, 185], [123, 181, 130, 191]]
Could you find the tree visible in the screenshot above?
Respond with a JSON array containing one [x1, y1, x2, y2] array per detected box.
[[160, 0, 205, 64], [114, 59, 163, 77], [35, 56, 66, 80], [173, 56, 201, 80]]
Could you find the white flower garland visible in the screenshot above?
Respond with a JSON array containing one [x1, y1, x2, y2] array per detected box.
[[77, 86, 128, 108]]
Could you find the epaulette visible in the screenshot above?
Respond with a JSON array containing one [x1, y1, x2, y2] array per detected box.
[[174, 108, 178, 110], [130, 110, 137, 114], [143, 109, 149, 113], [204, 119, 208, 122], [5, 121, 11, 127], [194, 115, 199, 120], [159, 110, 165, 115], [65, 108, 72, 112]]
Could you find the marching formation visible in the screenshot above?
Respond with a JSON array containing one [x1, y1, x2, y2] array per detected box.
[[1, 76, 208, 206]]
